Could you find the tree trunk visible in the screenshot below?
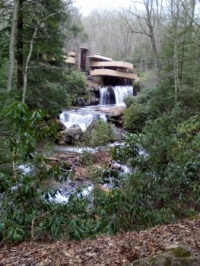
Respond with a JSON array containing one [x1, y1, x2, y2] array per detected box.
[[173, 1, 180, 104], [22, 12, 58, 103], [146, 2, 161, 83], [149, 26, 161, 83], [16, 0, 23, 89], [7, 0, 18, 92], [122, 0, 162, 84], [22, 26, 38, 103]]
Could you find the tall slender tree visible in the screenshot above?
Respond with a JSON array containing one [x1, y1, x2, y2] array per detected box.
[[16, 0, 23, 89], [122, 0, 163, 83], [7, 0, 18, 92], [6, 0, 77, 102]]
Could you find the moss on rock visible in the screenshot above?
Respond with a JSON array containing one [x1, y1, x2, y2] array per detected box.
[[168, 246, 191, 258], [130, 246, 198, 266]]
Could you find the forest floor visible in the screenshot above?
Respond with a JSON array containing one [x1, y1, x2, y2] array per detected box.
[[0, 214, 200, 266]]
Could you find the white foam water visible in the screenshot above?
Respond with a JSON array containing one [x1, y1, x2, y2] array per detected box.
[[100, 86, 133, 106], [60, 108, 107, 132], [48, 185, 94, 204], [60, 112, 94, 131]]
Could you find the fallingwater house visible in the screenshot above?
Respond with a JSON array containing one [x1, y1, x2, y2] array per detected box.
[[65, 47, 137, 86]]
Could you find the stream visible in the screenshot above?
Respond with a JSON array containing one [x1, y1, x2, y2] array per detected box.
[[49, 86, 134, 204]]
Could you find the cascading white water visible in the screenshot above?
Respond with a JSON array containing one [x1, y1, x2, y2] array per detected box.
[[100, 87, 106, 105], [60, 108, 107, 132], [100, 86, 133, 106], [113, 86, 133, 106], [100, 87, 112, 105], [60, 112, 94, 132]]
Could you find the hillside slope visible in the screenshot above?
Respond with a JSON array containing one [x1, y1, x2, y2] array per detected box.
[[0, 214, 200, 265]]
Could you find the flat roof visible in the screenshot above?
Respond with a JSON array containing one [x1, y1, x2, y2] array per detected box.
[[90, 61, 133, 69], [80, 47, 88, 50], [65, 57, 75, 64], [68, 51, 75, 56], [87, 54, 112, 61]]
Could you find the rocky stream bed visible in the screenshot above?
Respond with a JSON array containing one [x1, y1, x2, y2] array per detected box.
[[1, 87, 200, 265]]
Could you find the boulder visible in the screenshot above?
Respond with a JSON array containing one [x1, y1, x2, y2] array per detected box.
[[89, 96, 99, 105], [110, 124, 125, 141], [130, 246, 198, 266], [76, 96, 99, 106], [83, 120, 99, 136], [52, 118, 66, 131], [107, 113, 124, 127], [57, 125, 83, 144], [58, 122, 66, 131], [76, 97, 86, 106]]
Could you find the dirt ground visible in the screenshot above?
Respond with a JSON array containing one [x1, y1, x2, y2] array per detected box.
[[0, 214, 200, 266]]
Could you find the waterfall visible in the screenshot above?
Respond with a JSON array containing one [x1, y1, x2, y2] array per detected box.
[[100, 87, 108, 105], [60, 112, 93, 131], [113, 86, 133, 106], [100, 86, 115, 105], [99, 86, 133, 106], [60, 108, 107, 132]]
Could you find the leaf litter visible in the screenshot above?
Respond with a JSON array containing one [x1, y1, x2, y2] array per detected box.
[[0, 214, 200, 265]]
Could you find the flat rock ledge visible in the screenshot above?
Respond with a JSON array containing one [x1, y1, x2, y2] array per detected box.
[[130, 246, 198, 266]]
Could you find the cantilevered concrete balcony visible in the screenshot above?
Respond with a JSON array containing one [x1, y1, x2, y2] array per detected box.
[[90, 61, 133, 70], [65, 51, 76, 64], [65, 57, 76, 64], [90, 69, 137, 80]]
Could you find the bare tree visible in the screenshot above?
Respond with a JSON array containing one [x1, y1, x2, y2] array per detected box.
[[163, 0, 197, 103], [171, 0, 181, 104], [122, 0, 164, 83], [82, 9, 138, 62]]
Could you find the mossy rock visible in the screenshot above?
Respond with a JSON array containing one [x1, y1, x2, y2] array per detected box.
[[129, 246, 198, 266], [169, 246, 191, 258]]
